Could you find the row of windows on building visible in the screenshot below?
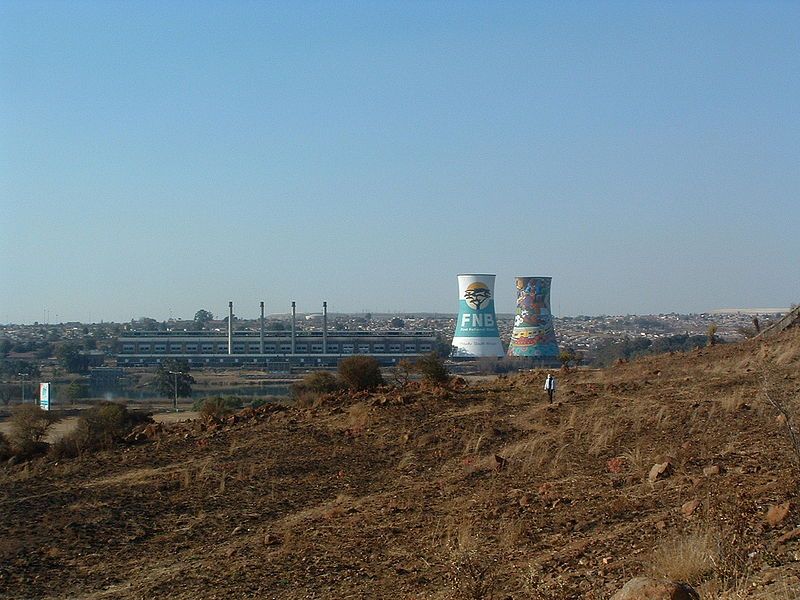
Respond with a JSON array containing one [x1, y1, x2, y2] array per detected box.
[[120, 343, 432, 354]]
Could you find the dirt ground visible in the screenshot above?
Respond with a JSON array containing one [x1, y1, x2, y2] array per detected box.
[[1, 329, 799, 599]]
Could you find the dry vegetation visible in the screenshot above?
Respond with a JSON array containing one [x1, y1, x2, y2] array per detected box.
[[0, 329, 799, 598]]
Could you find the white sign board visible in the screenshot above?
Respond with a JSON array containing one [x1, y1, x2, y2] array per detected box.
[[39, 382, 51, 411]]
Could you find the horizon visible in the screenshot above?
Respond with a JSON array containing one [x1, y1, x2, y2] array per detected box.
[[1, 306, 792, 328], [2, 2, 798, 323]]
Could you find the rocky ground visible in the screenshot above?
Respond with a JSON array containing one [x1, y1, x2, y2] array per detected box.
[[1, 328, 799, 599]]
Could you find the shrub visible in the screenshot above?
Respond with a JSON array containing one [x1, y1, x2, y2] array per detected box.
[[0, 431, 11, 460], [8, 404, 59, 456], [49, 433, 83, 459], [291, 371, 342, 399], [338, 355, 384, 392], [80, 402, 141, 449], [414, 352, 450, 385], [250, 396, 285, 409], [50, 402, 149, 459], [293, 390, 324, 408], [195, 396, 244, 419]]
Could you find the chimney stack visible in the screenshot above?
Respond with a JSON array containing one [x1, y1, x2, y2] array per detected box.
[[228, 301, 234, 355], [291, 302, 296, 355], [260, 301, 265, 354], [322, 301, 328, 355]]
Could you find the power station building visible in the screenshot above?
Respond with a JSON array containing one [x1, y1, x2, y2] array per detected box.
[[116, 301, 437, 368]]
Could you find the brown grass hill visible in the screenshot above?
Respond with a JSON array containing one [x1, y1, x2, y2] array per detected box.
[[1, 328, 799, 599]]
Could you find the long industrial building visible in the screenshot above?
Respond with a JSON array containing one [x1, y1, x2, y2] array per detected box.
[[116, 301, 438, 368]]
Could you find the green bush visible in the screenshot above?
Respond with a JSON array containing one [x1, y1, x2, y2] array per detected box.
[[338, 355, 384, 392], [195, 396, 244, 419], [414, 353, 450, 385], [291, 371, 341, 399], [8, 404, 59, 456], [51, 402, 148, 459], [80, 402, 139, 448]]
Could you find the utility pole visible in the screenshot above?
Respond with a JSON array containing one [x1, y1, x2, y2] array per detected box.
[[168, 370, 183, 412], [17, 373, 28, 403]]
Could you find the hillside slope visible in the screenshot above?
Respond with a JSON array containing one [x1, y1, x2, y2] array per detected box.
[[1, 329, 799, 599]]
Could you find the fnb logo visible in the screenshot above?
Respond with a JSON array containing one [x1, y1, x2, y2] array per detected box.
[[461, 313, 495, 328], [463, 282, 491, 310]]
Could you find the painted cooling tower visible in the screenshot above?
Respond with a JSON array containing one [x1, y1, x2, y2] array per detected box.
[[508, 277, 559, 358], [451, 274, 505, 358]]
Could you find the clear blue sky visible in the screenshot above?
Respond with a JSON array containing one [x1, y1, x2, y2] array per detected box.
[[1, 1, 798, 323]]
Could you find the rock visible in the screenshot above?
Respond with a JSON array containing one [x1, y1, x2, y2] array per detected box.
[[681, 498, 701, 518], [766, 502, 791, 527], [610, 576, 700, 600], [703, 465, 720, 476], [494, 454, 508, 472], [777, 528, 800, 545], [263, 533, 282, 546], [648, 461, 673, 483], [607, 457, 626, 473]]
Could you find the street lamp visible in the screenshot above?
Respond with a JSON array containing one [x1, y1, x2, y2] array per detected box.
[[167, 370, 185, 412], [17, 373, 29, 404]]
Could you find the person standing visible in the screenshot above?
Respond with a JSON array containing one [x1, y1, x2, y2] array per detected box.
[[544, 373, 556, 403]]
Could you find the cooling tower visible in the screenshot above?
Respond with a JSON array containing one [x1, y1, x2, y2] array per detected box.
[[451, 274, 505, 358], [508, 276, 559, 359]]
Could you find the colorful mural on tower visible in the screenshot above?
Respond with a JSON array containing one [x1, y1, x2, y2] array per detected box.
[[508, 276, 559, 358]]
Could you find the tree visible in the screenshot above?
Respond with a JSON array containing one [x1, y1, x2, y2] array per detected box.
[[155, 359, 195, 399], [560, 346, 583, 371], [56, 343, 85, 373], [34, 343, 53, 359], [65, 380, 89, 404], [707, 323, 718, 347], [0, 339, 11, 357], [0, 359, 40, 379], [392, 359, 413, 386], [194, 309, 214, 329], [8, 404, 58, 456], [338, 355, 384, 392], [413, 352, 450, 385]]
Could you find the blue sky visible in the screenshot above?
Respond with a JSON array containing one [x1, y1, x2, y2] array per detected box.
[[1, 1, 798, 323]]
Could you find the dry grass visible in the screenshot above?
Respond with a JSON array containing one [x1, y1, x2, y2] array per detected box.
[[619, 446, 649, 480], [346, 402, 371, 433], [587, 418, 620, 456], [4, 329, 800, 600], [497, 517, 524, 549], [697, 570, 800, 600], [648, 529, 719, 583]]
